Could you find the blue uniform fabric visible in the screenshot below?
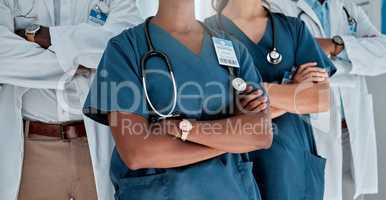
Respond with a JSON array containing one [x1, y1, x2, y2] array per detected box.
[[83, 21, 266, 200], [206, 13, 336, 200]]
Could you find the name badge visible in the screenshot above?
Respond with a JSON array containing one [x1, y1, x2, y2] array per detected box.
[[212, 37, 240, 68], [88, 2, 109, 26]]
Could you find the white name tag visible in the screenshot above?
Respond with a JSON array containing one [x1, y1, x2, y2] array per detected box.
[[212, 37, 240, 68]]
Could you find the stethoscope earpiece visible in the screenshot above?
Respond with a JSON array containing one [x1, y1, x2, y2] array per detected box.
[[267, 48, 283, 65]]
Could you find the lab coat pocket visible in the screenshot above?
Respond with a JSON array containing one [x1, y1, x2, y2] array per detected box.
[[116, 170, 169, 200], [238, 161, 261, 200], [305, 152, 326, 200]]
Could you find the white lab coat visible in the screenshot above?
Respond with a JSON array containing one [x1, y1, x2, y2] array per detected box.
[[0, 0, 142, 199], [270, 0, 386, 199]]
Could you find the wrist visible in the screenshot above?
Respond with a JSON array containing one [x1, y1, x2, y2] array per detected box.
[[331, 36, 345, 57]]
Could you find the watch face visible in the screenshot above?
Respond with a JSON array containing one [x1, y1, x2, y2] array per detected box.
[[179, 120, 193, 132], [26, 24, 40, 34], [333, 36, 344, 46]]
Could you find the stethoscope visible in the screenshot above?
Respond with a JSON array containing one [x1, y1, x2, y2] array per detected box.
[[297, 7, 358, 33], [141, 17, 246, 120], [216, 8, 283, 65]]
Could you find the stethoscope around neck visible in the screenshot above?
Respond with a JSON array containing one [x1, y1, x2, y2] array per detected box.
[[216, 8, 283, 65], [141, 17, 245, 120]]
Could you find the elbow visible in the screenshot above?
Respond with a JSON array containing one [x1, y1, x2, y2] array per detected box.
[[120, 149, 148, 170]]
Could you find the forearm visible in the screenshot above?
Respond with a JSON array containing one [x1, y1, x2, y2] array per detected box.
[[270, 106, 287, 119], [266, 82, 330, 114], [113, 130, 224, 170], [109, 112, 225, 170], [186, 111, 273, 153]]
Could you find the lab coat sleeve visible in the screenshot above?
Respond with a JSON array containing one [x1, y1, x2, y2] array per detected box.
[[0, 0, 70, 89], [49, 0, 143, 73], [341, 3, 386, 76]]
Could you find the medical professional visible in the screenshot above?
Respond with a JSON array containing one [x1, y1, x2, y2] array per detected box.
[[270, 0, 386, 199], [83, 0, 274, 199], [0, 0, 142, 199], [206, 0, 336, 199]]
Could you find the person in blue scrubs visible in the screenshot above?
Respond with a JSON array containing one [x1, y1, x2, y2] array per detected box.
[[207, 0, 336, 200], [83, 0, 274, 199]]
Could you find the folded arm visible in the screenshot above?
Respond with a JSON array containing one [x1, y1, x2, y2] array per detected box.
[[49, 0, 143, 71], [0, 1, 67, 88], [109, 112, 225, 170]]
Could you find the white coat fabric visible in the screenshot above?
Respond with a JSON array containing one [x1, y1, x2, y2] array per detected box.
[[0, 0, 142, 199], [270, 0, 386, 199]]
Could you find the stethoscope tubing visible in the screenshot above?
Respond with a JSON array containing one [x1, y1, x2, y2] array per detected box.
[[141, 17, 239, 119]]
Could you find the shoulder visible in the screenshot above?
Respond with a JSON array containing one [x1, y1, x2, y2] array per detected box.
[[270, 12, 306, 39], [109, 23, 146, 50]]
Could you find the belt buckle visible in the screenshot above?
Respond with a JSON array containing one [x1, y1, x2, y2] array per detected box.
[[59, 124, 66, 140]]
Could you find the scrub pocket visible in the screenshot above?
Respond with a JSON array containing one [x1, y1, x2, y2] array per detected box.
[[115, 170, 169, 200], [238, 162, 262, 200], [305, 152, 326, 200]]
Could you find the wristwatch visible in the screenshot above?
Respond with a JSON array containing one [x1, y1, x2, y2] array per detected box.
[[179, 119, 193, 141], [25, 24, 41, 42], [331, 35, 345, 57]]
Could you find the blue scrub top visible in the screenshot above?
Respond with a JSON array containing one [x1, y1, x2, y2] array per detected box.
[[83, 22, 265, 200], [206, 13, 336, 200]]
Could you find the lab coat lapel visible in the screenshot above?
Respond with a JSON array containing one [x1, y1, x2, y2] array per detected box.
[[42, 0, 55, 25], [296, 0, 326, 36], [328, 0, 344, 36]]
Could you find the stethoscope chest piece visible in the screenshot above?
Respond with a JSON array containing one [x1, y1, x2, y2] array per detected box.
[[232, 78, 247, 92], [267, 48, 282, 65]]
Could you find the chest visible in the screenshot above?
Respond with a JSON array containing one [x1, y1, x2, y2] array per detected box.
[[141, 38, 235, 120]]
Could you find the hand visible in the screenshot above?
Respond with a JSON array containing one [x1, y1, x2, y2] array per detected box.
[[316, 38, 344, 56], [34, 26, 51, 49], [293, 62, 329, 83], [76, 65, 94, 78], [236, 85, 268, 114], [15, 29, 26, 39]]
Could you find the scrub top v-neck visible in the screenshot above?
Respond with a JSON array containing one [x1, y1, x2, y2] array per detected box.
[[83, 21, 266, 200], [206, 13, 336, 200]]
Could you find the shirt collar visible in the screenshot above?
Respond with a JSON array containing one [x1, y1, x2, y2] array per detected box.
[[304, 0, 329, 11]]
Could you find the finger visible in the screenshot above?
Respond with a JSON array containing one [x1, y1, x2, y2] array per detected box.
[[299, 67, 327, 78], [297, 62, 318, 74], [239, 90, 264, 106], [304, 76, 327, 83], [299, 67, 327, 75], [249, 102, 268, 113], [302, 71, 329, 80], [245, 96, 268, 110], [241, 85, 254, 95]]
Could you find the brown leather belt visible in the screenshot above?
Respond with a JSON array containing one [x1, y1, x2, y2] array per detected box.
[[23, 120, 87, 140], [342, 120, 348, 129]]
